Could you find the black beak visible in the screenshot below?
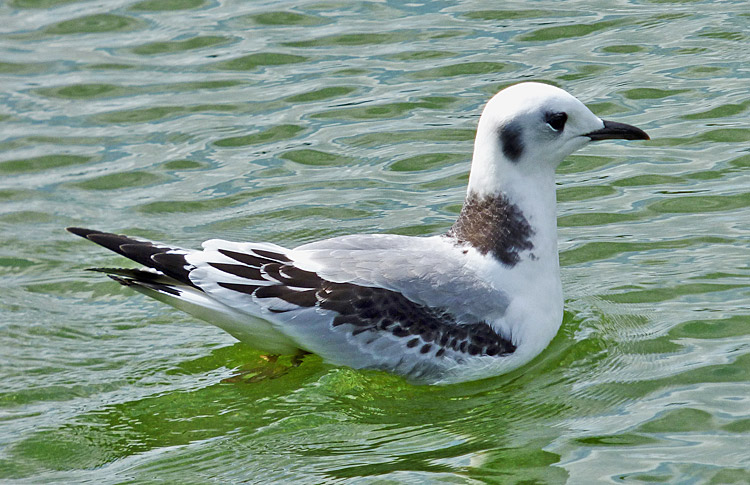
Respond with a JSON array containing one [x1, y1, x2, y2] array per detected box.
[[585, 120, 650, 141]]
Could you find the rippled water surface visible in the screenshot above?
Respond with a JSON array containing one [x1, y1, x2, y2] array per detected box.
[[2, 0, 749, 483]]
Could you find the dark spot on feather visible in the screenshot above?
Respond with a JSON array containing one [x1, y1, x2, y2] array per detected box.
[[107, 274, 182, 296], [256, 285, 320, 307], [261, 263, 282, 280], [117, 242, 166, 264], [277, 266, 320, 288], [216, 282, 260, 295], [253, 248, 291, 262], [420, 344, 432, 354], [319, 296, 356, 315], [406, 338, 420, 348], [218, 248, 278, 267], [347, 316, 370, 327], [254, 285, 285, 299], [354, 298, 374, 309], [359, 307, 380, 319], [149, 251, 194, 285], [278, 289, 318, 307], [208, 262, 262, 280]]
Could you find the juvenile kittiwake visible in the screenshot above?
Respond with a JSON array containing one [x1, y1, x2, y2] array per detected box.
[[67, 82, 649, 385]]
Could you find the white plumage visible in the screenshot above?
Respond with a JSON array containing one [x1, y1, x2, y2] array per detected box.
[[68, 82, 649, 384]]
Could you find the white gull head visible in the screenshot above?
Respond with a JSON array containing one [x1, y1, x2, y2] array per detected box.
[[467, 82, 649, 198]]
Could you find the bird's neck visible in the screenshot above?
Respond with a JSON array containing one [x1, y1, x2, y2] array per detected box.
[[450, 169, 559, 268], [451, 170, 563, 356]]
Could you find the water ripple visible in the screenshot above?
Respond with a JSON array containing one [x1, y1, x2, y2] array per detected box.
[[2, 0, 749, 482]]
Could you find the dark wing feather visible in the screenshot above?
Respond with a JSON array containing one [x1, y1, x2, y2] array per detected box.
[[67, 227, 197, 289], [69, 228, 517, 380], [197, 254, 516, 361]]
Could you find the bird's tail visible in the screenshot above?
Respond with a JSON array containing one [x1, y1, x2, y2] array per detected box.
[[67, 228, 300, 353], [66, 227, 197, 287]]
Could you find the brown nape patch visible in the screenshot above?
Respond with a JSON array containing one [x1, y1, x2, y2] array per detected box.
[[447, 192, 534, 266]]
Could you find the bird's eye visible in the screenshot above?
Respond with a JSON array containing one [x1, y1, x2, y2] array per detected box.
[[545, 112, 568, 132]]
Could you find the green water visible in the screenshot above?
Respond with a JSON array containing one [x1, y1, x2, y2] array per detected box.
[[2, 1, 749, 483]]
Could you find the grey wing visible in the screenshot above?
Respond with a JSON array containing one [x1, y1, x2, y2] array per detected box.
[[186, 237, 515, 382], [291, 234, 510, 322]]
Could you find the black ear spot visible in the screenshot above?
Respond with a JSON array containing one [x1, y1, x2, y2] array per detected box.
[[500, 121, 523, 162], [545, 111, 567, 132]]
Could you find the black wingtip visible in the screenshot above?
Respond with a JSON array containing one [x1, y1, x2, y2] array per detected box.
[[67, 227, 99, 238], [67, 227, 199, 290], [105, 273, 182, 296]]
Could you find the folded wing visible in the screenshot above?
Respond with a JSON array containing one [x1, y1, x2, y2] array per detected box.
[[189, 235, 515, 382], [68, 228, 516, 382]]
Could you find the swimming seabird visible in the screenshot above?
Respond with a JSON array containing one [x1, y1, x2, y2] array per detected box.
[[67, 82, 649, 384]]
